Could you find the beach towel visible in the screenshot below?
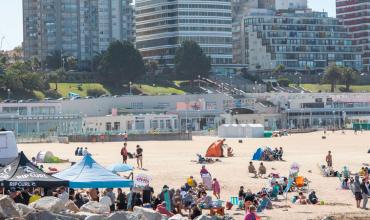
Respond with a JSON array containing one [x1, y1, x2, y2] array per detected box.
[[164, 190, 171, 211], [202, 173, 213, 190]]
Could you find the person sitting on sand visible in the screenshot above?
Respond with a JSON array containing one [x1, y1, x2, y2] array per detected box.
[[298, 192, 308, 205], [227, 147, 234, 157], [258, 163, 266, 178], [342, 178, 350, 190], [308, 191, 318, 204], [197, 191, 212, 209], [248, 162, 258, 178], [187, 176, 197, 188], [244, 205, 260, 220], [277, 147, 284, 160], [156, 201, 174, 217], [273, 148, 279, 160], [74, 147, 79, 156], [189, 204, 202, 220]]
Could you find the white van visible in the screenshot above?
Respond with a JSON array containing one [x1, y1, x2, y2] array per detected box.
[[0, 131, 19, 166]]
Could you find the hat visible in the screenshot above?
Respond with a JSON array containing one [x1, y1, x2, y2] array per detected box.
[[163, 185, 169, 189]]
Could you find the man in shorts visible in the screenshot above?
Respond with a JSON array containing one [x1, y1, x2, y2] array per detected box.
[[136, 145, 143, 169]]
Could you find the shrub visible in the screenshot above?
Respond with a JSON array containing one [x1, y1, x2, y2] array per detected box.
[[87, 88, 106, 97], [277, 77, 291, 87]]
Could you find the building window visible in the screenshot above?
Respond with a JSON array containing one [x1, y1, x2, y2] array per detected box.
[[150, 120, 158, 129], [135, 120, 145, 130], [106, 122, 112, 131], [113, 122, 120, 130]]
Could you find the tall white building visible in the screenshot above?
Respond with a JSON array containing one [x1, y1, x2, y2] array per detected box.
[[135, 0, 233, 66], [23, 0, 134, 68]]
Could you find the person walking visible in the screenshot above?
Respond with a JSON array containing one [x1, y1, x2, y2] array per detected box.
[[354, 175, 362, 208], [136, 145, 143, 169], [121, 143, 128, 164], [326, 151, 332, 167], [212, 178, 221, 199], [360, 178, 368, 209]]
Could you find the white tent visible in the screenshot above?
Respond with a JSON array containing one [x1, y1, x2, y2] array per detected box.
[[218, 124, 264, 138], [0, 131, 19, 165], [245, 124, 264, 138], [218, 124, 247, 138]]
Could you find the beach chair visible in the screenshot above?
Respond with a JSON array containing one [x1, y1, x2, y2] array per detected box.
[[257, 197, 271, 213], [230, 196, 239, 206]]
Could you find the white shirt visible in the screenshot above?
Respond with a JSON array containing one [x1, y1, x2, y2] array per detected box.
[[58, 191, 69, 202], [82, 149, 88, 156], [99, 195, 112, 207]]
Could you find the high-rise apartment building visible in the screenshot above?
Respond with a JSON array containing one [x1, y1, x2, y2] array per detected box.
[[23, 0, 134, 67], [336, 0, 370, 71], [241, 10, 362, 71], [135, 0, 232, 65], [232, 0, 307, 63]]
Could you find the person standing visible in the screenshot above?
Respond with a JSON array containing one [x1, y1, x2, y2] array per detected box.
[[212, 178, 221, 199], [116, 188, 127, 210], [123, 131, 128, 142], [121, 143, 128, 164], [106, 188, 116, 212], [136, 145, 143, 169], [360, 178, 368, 209], [244, 205, 260, 220], [326, 151, 332, 167], [354, 175, 362, 208]]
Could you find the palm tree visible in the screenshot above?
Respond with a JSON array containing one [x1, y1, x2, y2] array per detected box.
[[323, 65, 342, 92], [341, 67, 358, 92], [273, 64, 285, 75]]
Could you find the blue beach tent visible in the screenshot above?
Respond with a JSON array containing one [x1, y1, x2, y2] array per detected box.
[[53, 154, 133, 188], [252, 148, 263, 160]]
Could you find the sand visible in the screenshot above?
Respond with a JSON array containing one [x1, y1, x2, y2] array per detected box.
[[18, 131, 370, 220]]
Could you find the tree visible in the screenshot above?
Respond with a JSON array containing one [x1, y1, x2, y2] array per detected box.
[[12, 46, 23, 61], [45, 50, 62, 70], [65, 56, 77, 70], [145, 60, 158, 75], [30, 57, 41, 71], [273, 64, 285, 75], [323, 65, 342, 92], [174, 40, 211, 80], [49, 68, 66, 91], [341, 67, 358, 92], [98, 41, 145, 86]]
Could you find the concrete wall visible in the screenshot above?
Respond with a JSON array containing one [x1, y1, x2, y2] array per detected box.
[[67, 133, 192, 142]]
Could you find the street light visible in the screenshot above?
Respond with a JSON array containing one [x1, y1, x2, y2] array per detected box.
[[7, 89, 10, 100], [129, 81, 132, 95], [198, 75, 201, 88], [299, 76, 302, 87]]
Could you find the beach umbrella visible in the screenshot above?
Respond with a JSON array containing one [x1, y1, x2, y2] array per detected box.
[[107, 163, 134, 173]]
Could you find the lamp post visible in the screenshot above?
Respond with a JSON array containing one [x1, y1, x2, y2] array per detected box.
[[7, 89, 10, 100], [198, 75, 201, 88], [129, 81, 132, 95], [299, 76, 302, 87]]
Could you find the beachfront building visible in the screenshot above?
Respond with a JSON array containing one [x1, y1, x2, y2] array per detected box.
[[336, 0, 370, 72], [0, 102, 81, 137], [82, 114, 179, 134], [135, 0, 233, 67], [22, 0, 134, 68], [232, 0, 307, 64], [240, 9, 363, 71]]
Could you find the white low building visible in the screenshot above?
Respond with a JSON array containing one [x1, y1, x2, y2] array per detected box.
[[82, 114, 179, 134]]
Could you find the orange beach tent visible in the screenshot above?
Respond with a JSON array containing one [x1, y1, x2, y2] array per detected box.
[[205, 140, 224, 157]]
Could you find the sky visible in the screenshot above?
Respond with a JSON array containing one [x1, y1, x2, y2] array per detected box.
[[0, 0, 336, 51]]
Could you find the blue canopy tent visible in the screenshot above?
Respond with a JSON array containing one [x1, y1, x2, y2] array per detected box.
[[53, 154, 133, 188]]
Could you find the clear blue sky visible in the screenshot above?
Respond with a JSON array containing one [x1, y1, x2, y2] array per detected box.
[[0, 0, 336, 51]]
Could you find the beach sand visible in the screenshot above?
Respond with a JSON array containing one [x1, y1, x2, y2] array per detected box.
[[19, 131, 370, 220]]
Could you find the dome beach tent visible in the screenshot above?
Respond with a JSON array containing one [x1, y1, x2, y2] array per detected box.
[[53, 154, 133, 188], [0, 131, 19, 166], [0, 152, 68, 189], [205, 139, 224, 157]]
